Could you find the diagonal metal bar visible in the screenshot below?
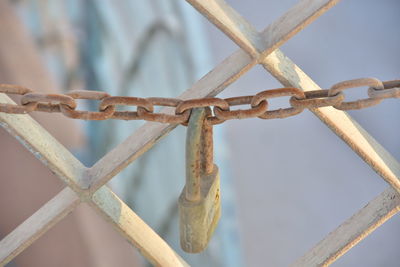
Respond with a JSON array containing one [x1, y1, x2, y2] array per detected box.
[[0, 95, 189, 266], [185, 0, 262, 56], [90, 187, 189, 267], [86, 0, 339, 193], [291, 186, 400, 267], [258, 0, 341, 59], [260, 50, 400, 192], [0, 188, 80, 266], [0, 93, 87, 193], [186, 0, 341, 58]]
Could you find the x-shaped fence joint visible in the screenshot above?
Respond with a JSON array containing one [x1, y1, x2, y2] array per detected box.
[[85, 0, 346, 195]]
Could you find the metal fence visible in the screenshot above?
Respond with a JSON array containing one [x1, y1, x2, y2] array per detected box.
[[1, 0, 399, 266]]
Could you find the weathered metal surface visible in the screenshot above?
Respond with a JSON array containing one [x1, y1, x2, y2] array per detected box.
[[213, 95, 268, 121], [187, 0, 342, 58], [290, 89, 345, 109], [185, 0, 262, 57], [328, 78, 383, 110], [60, 90, 115, 120], [0, 93, 87, 193], [252, 87, 305, 119], [184, 108, 214, 201], [91, 187, 189, 267], [187, 0, 339, 60], [179, 166, 221, 253], [0, 84, 33, 113], [179, 108, 221, 253], [368, 80, 400, 99]]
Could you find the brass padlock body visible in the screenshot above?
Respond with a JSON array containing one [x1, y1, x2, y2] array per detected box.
[[179, 165, 221, 253], [179, 107, 221, 253]]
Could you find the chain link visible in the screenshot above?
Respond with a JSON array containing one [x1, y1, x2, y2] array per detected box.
[[328, 78, 384, 110], [137, 98, 190, 124], [368, 80, 400, 99], [62, 90, 115, 120], [214, 95, 268, 120], [290, 89, 344, 109], [252, 87, 305, 119], [0, 77, 398, 125], [0, 84, 34, 113]]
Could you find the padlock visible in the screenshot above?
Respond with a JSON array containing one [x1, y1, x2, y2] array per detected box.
[[179, 107, 221, 253]]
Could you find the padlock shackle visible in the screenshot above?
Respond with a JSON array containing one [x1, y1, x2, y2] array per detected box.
[[185, 107, 213, 202]]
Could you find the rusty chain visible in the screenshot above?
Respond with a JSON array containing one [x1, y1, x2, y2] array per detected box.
[[0, 77, 398, 125]]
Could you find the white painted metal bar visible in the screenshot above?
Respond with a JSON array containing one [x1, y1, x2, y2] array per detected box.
[[87, 0, 339, 192], [258, 0, 341, 58], [261, 50, 400, 193], [186, 0, 341, 58], [0, 188, 80, 266], [185, 0, 262, 56], [91, 187, 189, 267], [0, 93, 87, 193], [291, 187, 400, 267]]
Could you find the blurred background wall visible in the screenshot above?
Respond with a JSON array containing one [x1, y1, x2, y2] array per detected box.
[[0, 0, 399, 267]]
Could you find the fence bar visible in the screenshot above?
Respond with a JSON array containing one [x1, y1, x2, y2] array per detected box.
[[185, 0, 262, 56], [90, 187, 189, 267], [0, 188, 80, 266], [0, 93, 87, 193], [258, 0, 340, 58], [87, 0, 338, 192], [291, 187, 400, 266], [187, 0, 340, 58], [261, 50, 400, 193]]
